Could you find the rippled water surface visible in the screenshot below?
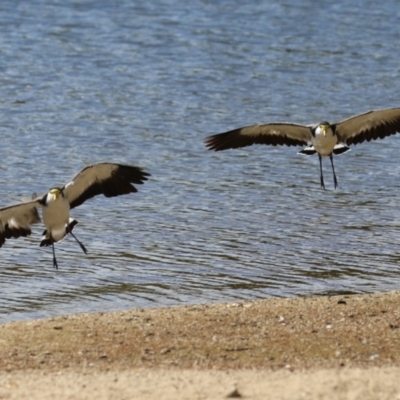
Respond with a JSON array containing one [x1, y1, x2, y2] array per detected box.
[[1, 0, 400, 322]]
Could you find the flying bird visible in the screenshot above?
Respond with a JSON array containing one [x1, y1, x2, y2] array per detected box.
[[0, 163, 150, 269], [205, 107, 400, 189]]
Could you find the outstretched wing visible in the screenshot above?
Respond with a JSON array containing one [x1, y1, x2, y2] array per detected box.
[[0, 200, 41, 247], [335, 108, 400, 146], [62, 163, 150, 209], [205, 123, 312, 151]]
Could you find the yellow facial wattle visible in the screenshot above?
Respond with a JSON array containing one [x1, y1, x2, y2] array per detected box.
[[49, 189, 61, 201], [319, 124, 329, 137]]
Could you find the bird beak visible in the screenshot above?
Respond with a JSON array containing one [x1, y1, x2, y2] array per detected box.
[[321, 125, 327, 137]]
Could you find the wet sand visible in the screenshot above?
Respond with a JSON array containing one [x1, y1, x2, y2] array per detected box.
[[1, 291, 400, 399]]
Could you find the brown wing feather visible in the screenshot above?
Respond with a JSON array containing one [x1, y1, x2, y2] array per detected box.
[[0, 200, 41, 247], [335, 108, 400, 146], [205, 123, 312, 151], [63, 163, 150, 209]]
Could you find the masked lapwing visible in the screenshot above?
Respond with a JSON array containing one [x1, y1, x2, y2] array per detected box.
[[0, 163, 150, 269], [205, 107, 400, 189]]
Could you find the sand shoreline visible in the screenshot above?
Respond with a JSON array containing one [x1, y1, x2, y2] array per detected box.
[[1, 291, 400, 399]]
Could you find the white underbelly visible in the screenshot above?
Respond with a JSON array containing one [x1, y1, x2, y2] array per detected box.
[[311, 133, 338, 157], [42, 199, 70, 242]]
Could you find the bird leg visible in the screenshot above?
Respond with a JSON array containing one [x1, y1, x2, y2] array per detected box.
[[318, 154, 325, 190], [329, 154, 338, 189], [69, 231, 88, 255], [52, 243, 58, 270]]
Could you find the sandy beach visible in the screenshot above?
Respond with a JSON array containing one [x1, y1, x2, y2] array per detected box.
[[1, 291, 400, 399]]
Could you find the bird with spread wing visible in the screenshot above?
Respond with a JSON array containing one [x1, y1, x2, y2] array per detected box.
[[205, 108, 400, 189], [0, 163, 150, 268]]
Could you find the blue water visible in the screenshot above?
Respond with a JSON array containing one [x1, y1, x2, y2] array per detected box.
[[1, 0, 400, 322]]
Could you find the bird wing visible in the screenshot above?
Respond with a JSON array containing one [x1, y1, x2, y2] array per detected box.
[[0, 200, 41, 247], [205, 123, 312, 151], [62, 163, 150, 209], [335, 108, 400, 145]]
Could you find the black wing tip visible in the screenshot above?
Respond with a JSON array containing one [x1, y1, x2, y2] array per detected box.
[[99, 164, 151, 197], [204, 137, 223, 151], [106, 164, 150, 183], [204, 132, 242, 151], [119, 164, 151, 184], [138, 169, 151, 181]]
